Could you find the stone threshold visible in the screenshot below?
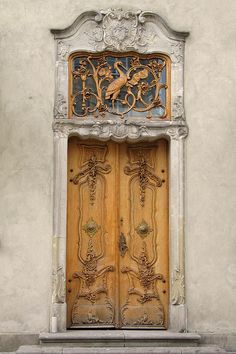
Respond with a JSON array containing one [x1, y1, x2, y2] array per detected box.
[[16, 345, 228, 354], [39, 330, 201, 347]]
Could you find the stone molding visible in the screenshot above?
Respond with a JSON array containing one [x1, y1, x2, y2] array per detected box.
[[50, 8, 189, 333], [53, 119, 188, 141]]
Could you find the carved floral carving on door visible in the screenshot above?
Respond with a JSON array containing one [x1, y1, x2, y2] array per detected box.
[[67, 138, 168, 328]]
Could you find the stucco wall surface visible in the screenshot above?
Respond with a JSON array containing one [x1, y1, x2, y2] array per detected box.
[[0, 0, 236, 335]]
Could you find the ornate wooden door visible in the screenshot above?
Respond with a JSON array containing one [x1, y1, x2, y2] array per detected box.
[[67, 137, 169, 328]]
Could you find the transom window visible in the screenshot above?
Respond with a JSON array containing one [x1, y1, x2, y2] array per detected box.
[[69, 52, 171, 120]]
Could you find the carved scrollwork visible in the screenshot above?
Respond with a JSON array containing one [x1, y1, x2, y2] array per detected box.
[[72, 235, 115, 324], [134, 313, 153, 325], [70, 154, 112, 205], [54, 93, 67, 119], [171, 267, 185, 305], [86, 9, 157, 52], [53, 121, 188, 142], [171, 41, 184, 64], [57, 40, 70, 61], [124, 150, 163, 207], [121, 241, 165, 326], [167, 126, 188, 140], [172, 96, 184, 121]]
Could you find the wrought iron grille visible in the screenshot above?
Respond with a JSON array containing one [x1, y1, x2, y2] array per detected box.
[[69, 52, 170, 119]]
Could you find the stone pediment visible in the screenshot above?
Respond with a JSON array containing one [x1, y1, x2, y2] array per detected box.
[[51, 8, 189, 140], [51, 9, 189, 53]]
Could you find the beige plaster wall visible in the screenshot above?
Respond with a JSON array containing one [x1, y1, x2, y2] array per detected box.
[[0, 0, 236, 334]]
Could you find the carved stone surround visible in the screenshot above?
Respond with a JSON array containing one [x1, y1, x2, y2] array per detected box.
[[51, 9, 189, 332]]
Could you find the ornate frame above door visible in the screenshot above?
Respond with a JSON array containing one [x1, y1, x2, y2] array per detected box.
[[51, 9, 189, 332]]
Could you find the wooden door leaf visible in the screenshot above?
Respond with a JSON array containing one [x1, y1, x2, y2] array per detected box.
[[67, 139, 168, 328]]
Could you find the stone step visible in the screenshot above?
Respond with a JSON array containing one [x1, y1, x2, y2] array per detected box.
[[16, 345, 228, 354], [39, 330, 201, 347]]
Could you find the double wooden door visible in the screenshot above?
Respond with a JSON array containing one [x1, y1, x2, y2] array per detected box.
[[67, 137, 169, 328]]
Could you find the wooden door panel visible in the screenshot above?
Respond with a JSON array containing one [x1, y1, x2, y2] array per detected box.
[[67, 138, 168, 329], [67, 138, 118, 327], [119, 140, 169, 328]]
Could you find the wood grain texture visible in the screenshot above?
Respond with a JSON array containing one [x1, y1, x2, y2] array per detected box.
[[66, 138, 169, 328]]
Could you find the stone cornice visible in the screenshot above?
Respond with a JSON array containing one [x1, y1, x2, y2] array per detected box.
[[53, 119, 188, 141]]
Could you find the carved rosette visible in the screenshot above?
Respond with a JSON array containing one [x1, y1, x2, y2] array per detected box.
[[135, 219, 153, 238], [83, 217, 101, 237], [87, 9, 157, 52]]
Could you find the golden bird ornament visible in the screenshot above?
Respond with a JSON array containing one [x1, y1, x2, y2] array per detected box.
[[105, 61, 127, 101], [128, 68, 149, 86]]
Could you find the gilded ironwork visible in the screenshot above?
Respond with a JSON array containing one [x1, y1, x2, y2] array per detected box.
[[70, 153, 112, 205], [70, 52, 169, 119], [124, 150, 163, 207], [135, 219, 153, 238]]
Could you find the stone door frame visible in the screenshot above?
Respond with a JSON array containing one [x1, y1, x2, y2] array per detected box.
[[51, 9, 189, 332]]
